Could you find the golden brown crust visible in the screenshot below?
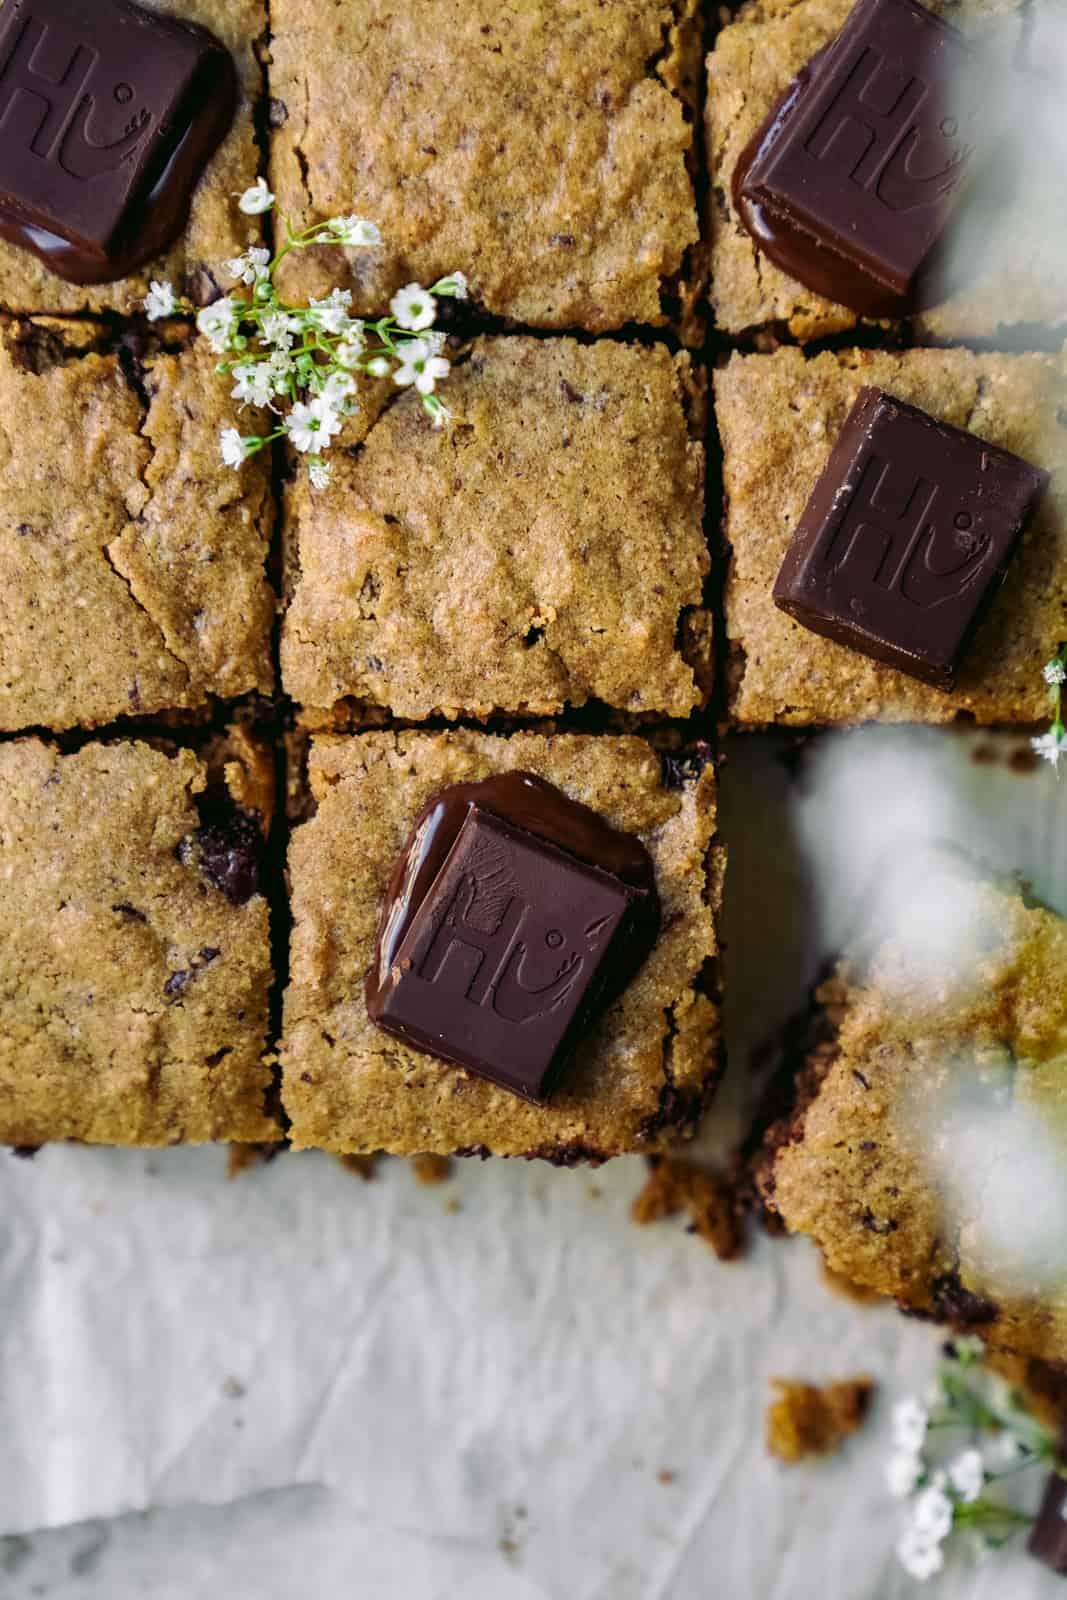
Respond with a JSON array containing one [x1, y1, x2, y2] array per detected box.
[[280, 730, 722, 1159], [268, 0, 700, 333], [282, 338, 710, 722], [0, 0, 267, 315], [0, 323, 274, 732], [0, 739, 279, 1147], [762, 875, 1067, 1362], [718, 345, 1067, 726]]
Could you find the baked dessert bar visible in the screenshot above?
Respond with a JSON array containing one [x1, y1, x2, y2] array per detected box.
[[756, 866, 1067, 1362], [0, 733, 279, 1147], [718, 345, 1067, 725], [268, 0, 702, 334], [705, 0, 1055, 342], [281, 730, 723, 1160], [282, 337, 710, 723], [0, 0, 267, 314], [0, 318, 274, 733]]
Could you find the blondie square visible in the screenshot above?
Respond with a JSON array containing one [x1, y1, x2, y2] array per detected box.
[[0, 736, 279, 1147], [718, 345, 1067, 725], [281, 337, 710, 723], [281, 731, 722, 1160], [268, 0, 701, 334], [706, 0, 1055, 342], [757, 870, 1067, 1362], [0, 0, 267, 315], [0, 319, 274, 732]]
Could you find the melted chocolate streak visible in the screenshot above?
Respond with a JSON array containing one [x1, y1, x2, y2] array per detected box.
[[366, 772, 660, 1015]]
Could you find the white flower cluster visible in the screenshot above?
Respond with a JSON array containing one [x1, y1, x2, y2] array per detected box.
[[1033, 651, 1067, 768], [143, 182, 469, 486], [1032, 728, 1067, 768], [886, 1345, 1056, 1583], [889, 1398, 985, 1582]]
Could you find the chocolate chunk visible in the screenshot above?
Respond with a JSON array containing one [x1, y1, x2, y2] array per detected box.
[[367, 773, 661, 1104], [1029, 1432, 1067, 1575], [928, 1269, 999, 1327], [733, 0, 981, 315], [661, 741, 713, 790], [0, 0, 236, 284], [186, 807, 263, 905], [773, 387, 1049, 689]]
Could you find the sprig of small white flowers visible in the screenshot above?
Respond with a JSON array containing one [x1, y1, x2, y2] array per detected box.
[[143, 180, 467, 488], [1033, 648, 1067, 769], [887, 1339, 1057, 1582]]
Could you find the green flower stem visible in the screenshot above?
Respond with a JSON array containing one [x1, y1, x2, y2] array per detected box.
[[954, 1499, 1033, 1531]]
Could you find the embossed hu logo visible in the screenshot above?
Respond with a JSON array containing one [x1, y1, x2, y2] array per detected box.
[[0, 12, 152, 181], [804, 46, 969, 212], [417, 873, 610, 1025], [825, 453, 992, 609]]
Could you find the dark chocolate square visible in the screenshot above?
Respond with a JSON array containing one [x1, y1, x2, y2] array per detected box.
[[372, 805, 639, 1104], [773, 386, 1049, 689], [738, 0, 979, 309], [0, 0, 233, 275]]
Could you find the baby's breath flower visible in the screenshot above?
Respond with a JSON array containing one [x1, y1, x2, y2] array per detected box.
[[1031, 729, 1067, 769], [391, 282, 437, 331], [308, 288, 354, 334], [238, 177, 275, 214], [947, 1449, 985, 1505], [259, 310, 301, 350], [887, 1450, 923, 1499], [892, 1399, 929, 1456], [231, 362, 277, 409], [393, 337, 450, 396], [220, 428, 251, 468], [308, 456, 333, 490], [288, 395, 343, 455], [324, 215, 381, 247], [422, 393, 451, 429], [322, 369, 356, 407], [197, 297, 239, 353], [336, 329, 366, 368], [144, 279, 178, 321], [227, 246, 271, 286], [1036, 647, 1067, 766], [896, 1526, 945, 1583], [432, 271, 469, 300], [366, 355, 392, 379], [912, 1484, 954, 1544]]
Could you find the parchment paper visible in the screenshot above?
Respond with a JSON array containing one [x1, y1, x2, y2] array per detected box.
[[2, 727, 1066, 1600]]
